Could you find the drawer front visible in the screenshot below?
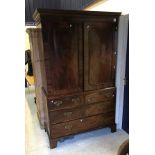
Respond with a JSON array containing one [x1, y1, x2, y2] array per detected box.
[[85, 88, 115, 104], [48, 95, 84, 111], [51, 112, 115, 138], [49, 107, 85, 124], [85, 100, 115, 117]]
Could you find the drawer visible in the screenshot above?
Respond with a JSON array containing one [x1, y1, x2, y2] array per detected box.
[[49, 107, 85, 124], [51, 112, 115, 138], [48, 95, 84, 111], [85, 100, 115, 117], [85, 88, 116, 104]]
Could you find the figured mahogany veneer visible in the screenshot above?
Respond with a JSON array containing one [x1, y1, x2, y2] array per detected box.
[[85, 88, 116, 104], [27, 9, 121, 149]]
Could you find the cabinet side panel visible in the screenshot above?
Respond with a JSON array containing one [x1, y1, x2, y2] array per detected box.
[[27, 28, 47, 128]]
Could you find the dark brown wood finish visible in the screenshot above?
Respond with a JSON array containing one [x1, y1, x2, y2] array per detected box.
[[85, 87, 116, 104], [27, 28, 47, 129], [27, 9, 121, 149], [43, 21, 83, 96], [84, 22, 116, 91], [49, 100, 115, 124], [85, 100, 115, 116], [51, 112, 115, 138], [49, 106, 85, 124], [48, 95, 84, 111], [50, 121, 116, 149], [41, 87, 50, 135], [33, 9, 121, 22]]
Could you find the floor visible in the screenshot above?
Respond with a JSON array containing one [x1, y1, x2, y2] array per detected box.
[[25, 86, 129, 155]]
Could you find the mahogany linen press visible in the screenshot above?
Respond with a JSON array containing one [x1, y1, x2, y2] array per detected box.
[[27, 9, 121, 149]]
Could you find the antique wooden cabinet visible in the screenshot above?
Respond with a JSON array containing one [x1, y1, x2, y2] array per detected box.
[[27, 9, 121, 149]]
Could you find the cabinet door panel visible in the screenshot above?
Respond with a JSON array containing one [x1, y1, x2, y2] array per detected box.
[[43, 22, 83, 96], [84, 22, 117, 91]]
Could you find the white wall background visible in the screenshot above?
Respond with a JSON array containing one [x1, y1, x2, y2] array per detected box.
[[85, 0, 129, 14]]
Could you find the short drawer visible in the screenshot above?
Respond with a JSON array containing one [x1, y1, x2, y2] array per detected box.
[[85, 88, 116, 104], [49, 107, 85, 124], [48, 95, 84, 111], [85, 100, 115, 117], [50, 112, 115, 138]]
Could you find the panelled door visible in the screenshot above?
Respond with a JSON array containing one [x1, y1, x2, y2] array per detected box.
[[84, 21, 117, 91], [43, 21, 83, 96]]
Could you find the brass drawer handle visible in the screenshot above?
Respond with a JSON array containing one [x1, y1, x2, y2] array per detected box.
[[64, 112, 72, 117], [72, 97, 80, 103], [80, 119, 83, 122], [87, 98, 92, 103], [64, 124, 72, 130], [87, 25, 90, 29], [50, 100, 63, 106]]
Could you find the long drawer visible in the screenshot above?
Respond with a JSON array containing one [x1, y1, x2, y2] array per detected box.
[[49, 100, 115, 124], [50, 112, 115, 138], [48, 95, 84, 111]]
